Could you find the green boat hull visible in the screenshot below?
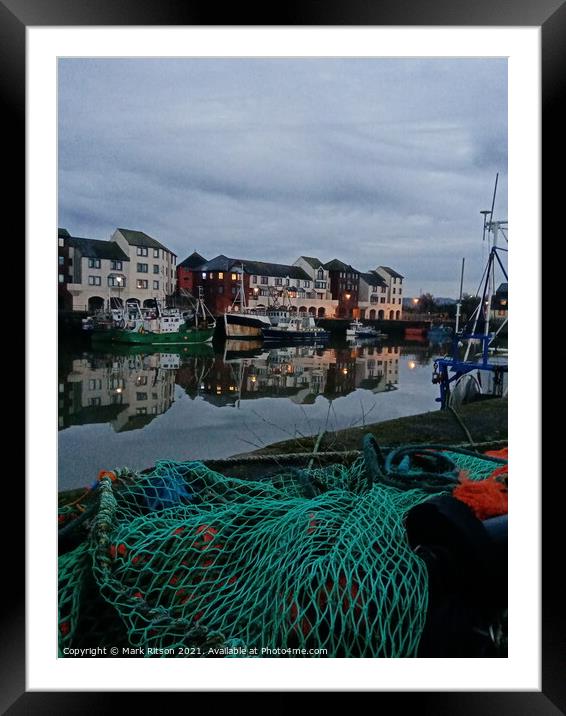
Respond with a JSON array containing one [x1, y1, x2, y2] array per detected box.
[[91, 327, 214, 345]]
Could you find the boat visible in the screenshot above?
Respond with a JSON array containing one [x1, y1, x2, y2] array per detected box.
[[432, 175, 508, 409], [262, 314, 330, 343], [91, 292, 216, 345], [346, 319, 382, 339], [427, 324, 454, 342], [223, 266, 272, 339]]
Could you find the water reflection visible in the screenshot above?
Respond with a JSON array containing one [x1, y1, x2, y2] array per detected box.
[[59, 339, 404, 429], [58, 350, 179, 431]]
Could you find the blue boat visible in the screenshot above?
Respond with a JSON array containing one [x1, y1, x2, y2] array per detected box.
[[433, 176, 508, 409]]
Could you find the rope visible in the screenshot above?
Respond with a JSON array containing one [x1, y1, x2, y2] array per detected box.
[[448, 405, 476, 450]]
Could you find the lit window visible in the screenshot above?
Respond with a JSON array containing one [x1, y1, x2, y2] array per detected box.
[[231, 273, 238, 281], [218, 272, 224, 279], [136, 279, 148, 289], [202, 272, 207, 279]]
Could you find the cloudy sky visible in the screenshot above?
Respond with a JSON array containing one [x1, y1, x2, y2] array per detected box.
[[58, 58, 507, 297]]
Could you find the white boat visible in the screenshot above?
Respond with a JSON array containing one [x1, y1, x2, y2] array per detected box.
[[346, 319, 381, 339], [262, 314, 330, 343]]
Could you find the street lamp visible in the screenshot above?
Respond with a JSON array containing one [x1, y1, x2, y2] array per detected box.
[[115, 275, 124, 309]]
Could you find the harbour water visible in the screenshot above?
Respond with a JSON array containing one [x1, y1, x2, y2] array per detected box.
[[58, 337, 449, 490]]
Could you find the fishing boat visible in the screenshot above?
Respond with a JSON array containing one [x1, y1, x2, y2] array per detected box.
[[223, 266, 272, 339], [427, 324, 453, 343], [262, 314, 330, 343], [91, 292, 216, 345], [345, 319, 382, 339], [433, 175, 508, 409]]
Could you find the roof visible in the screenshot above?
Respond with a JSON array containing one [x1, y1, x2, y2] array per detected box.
[[58, 228, 70, 238], [116, 228, 175, 255], [298, 256, 323, 269], [378, 266, 404, 279], [197, 255, 311, 281], [323, 259, 360, 274], [67, 236, 129, 261], [359, 271, 387, 287], [178, 251, 207, 270]]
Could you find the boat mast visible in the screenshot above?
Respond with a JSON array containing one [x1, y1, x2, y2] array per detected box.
[[455, 257, 465, 334]]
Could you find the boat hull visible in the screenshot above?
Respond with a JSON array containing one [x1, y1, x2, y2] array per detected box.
[[262, 329, 330, 343], [91, 327, 214, 345], [224, 312, 271, 339]]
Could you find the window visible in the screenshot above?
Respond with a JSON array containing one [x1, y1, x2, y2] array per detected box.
[[202, 272, 207, 279], [218, 272, 224, 279], [260, 276, 268, 285], [275, 278, 283, 286], [260, 289, 268, 297], [153, 280, 159, 290], [137, 279, 148, 289], [88, 258, 101, 269], [218, 286, 224, 294], [303, 281, 310, 288], [59, 274, 64, 283], [398, 288, 402, 295], [88, 276, 101, 286], [231, 273, 238, 281], [136, 407, 148, 415], [137, 263, 148, 273], [111, 260, 122, 270], [88, 397, 101, 407], [286, 278, 290, 286], [59, 255, 64, 265], [252, 275, 257, 284], [381, 286, 386, 293], [231, 287, 237, 295], [136, 392, 148, 401], [89, 379, 102, 391], [393, 288, 396, 294], [108, 276, 125, 287], [209, 272, 214, 280], [59, 238, 64, 247], [317, 268, 324, 279], [136, 247, 148, 256], [315, 281, 326, 289], [154, 248, 160, 258], [153, 265, 159, 274], [380, 297, 385, 303]]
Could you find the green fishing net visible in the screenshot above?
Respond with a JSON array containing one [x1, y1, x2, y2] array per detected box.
[[58, 440, 506, 658]]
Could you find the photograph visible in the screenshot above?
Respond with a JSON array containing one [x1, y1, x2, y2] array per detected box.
[[56, 56, 510, 660]]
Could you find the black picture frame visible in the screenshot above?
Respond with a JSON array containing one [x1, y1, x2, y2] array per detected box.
[[9, 0, 557, 707]]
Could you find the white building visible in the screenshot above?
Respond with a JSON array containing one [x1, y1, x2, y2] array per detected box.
[[62, 227, 177, 312], [359, 267, 404, 320]]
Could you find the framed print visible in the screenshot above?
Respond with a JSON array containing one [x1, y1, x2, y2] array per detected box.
[[7, 0, 559, 707]]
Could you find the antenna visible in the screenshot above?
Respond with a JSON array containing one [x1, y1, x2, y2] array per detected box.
[[480, 172, 499, 241]]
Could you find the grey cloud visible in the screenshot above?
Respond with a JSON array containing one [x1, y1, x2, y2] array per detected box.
[[58, 58, 507, 297]]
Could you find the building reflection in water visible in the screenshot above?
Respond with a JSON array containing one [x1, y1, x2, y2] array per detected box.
[[58, 351, 179, 431], [58, 340, 402, 430], [176, 341, 400, 407]]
